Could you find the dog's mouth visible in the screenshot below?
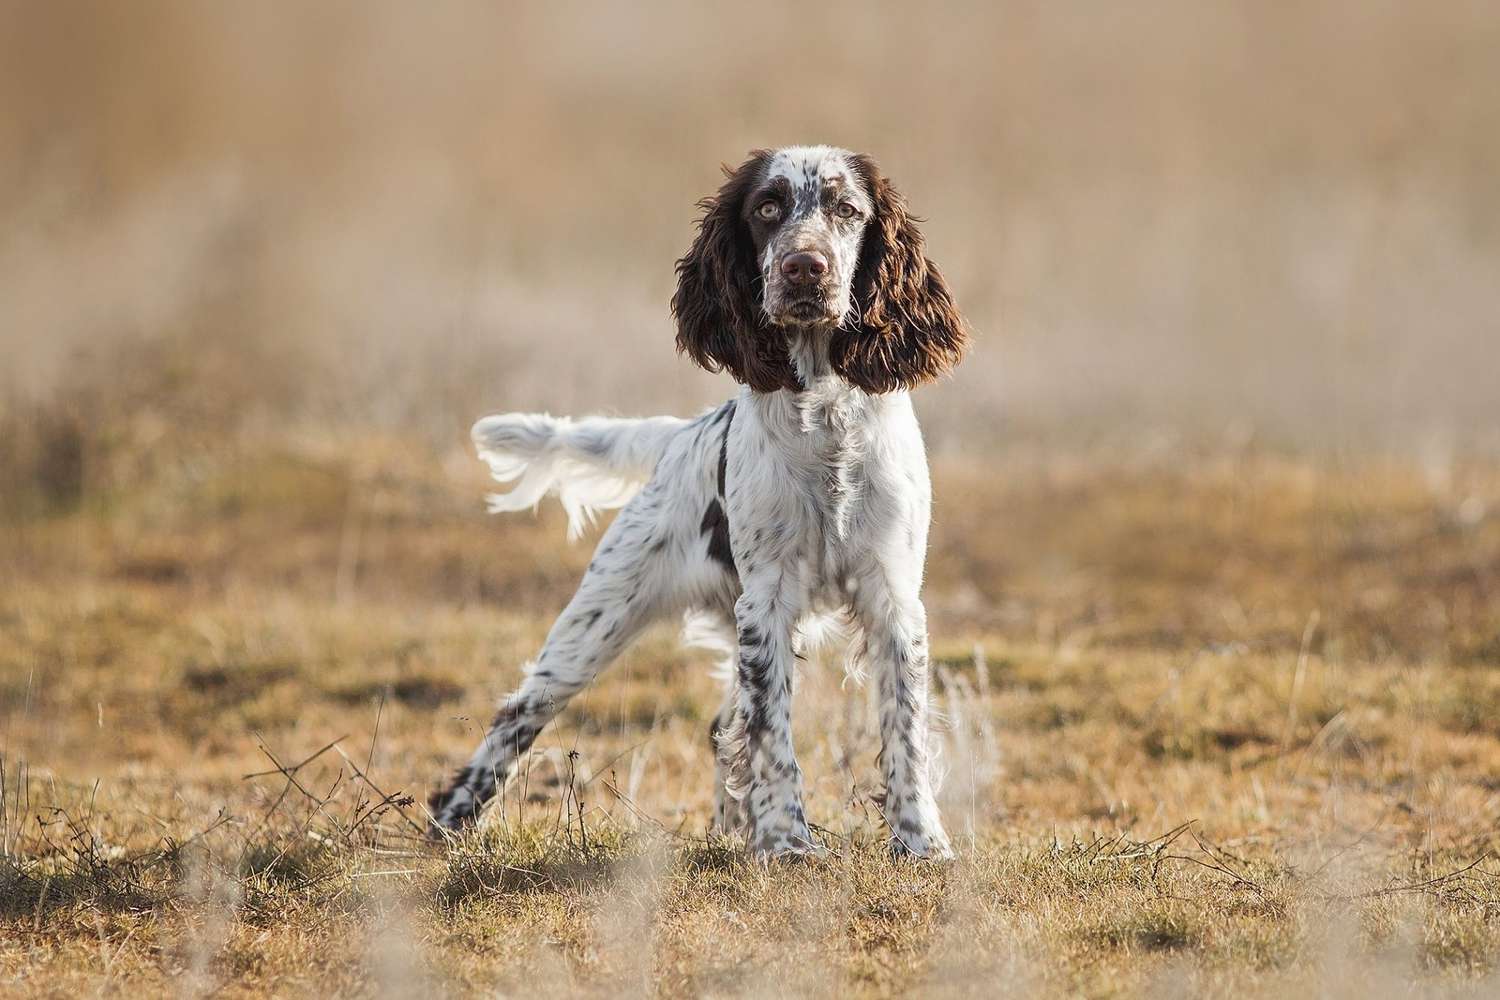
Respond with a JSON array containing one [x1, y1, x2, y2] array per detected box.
[[774, 291, 841, 326]]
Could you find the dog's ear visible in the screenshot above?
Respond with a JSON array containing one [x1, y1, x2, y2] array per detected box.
[[831, 155, 969, 393], [672, 150, 800, 393]]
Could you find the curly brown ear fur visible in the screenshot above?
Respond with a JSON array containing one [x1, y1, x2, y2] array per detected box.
[[672, 151, 800, 393], [832, 156, 969, 393]]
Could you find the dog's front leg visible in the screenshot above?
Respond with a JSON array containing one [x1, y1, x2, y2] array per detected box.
[[856, 585, 953, 860], [733, 568, 818, 859]]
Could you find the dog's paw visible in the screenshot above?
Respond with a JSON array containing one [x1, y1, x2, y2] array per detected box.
[[889, 827, 954, 862], [749, 822, 826, 863], [426, 784, 480, 839], [753, 840, 830, 864]]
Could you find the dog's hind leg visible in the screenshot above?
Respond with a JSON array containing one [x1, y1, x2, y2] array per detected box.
[[679, 606, 750, 839], [708, 689, 750, 836], [428, 498, 679, 833]]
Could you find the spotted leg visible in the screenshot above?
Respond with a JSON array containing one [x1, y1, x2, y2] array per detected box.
[[857, 586, 953, 860], [708, 690, 749, 836], [428, 504, 675, 833], [733, 568, 820, 858]]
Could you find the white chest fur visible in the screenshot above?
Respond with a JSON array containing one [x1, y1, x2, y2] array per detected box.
[[736, 382, 927, 603]]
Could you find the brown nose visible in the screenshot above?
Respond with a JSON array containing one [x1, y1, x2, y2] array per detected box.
[[780, 251, 829, 285]]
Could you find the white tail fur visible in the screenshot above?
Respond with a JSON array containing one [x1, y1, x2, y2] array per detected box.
[[471, 412, 687, 539]]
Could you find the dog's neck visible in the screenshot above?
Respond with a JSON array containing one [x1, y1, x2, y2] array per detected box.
[[784, 324, 839, 390], [766, 324, 873, 437]]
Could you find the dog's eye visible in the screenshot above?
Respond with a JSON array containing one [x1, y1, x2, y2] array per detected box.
[[755, 200, 781, 222], [836, 202, 859, 219]]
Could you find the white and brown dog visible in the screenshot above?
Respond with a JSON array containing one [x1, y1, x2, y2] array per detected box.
[[430, 146, 969, 859]]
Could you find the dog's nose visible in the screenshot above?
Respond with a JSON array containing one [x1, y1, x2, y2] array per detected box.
[[780, 251, 829, 286]]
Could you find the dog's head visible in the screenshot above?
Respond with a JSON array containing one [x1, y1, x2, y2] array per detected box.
[[672, 146, 969, 394]]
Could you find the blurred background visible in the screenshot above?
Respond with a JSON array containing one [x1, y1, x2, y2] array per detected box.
[[3, 0, 1498, 513]]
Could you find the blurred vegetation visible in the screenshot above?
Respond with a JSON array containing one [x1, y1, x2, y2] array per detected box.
[[3, 1, 1499, 486]]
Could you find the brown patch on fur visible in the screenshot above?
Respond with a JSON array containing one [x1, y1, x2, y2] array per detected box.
[[832, 154, 970, 393], [671, 150, 802, 393]]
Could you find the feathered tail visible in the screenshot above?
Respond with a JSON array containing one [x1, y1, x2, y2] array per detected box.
[[470, 412, 687, 539]]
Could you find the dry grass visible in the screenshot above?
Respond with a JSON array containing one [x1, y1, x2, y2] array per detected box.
[[3, 432, 1499, 997]]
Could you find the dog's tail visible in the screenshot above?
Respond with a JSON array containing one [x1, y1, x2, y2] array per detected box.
[[471, 412, 687, 539]]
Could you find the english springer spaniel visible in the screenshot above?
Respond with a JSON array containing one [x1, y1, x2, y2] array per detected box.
[[429, 146, 969, 859]]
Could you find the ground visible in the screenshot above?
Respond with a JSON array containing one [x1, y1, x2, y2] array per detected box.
[[3, 437, 1500, 997]]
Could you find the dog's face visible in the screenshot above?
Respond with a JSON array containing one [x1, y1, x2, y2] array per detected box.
[[743, 148, 874, 328], [672, 145, 969, 394]]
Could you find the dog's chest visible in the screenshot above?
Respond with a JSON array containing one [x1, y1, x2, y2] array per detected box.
[[734, 385, 922, 593], [793, 385, 869, 541]]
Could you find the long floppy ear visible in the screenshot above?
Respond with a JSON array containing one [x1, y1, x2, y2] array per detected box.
[[831, 155, 970, 393], [671, 151, 800, 393]]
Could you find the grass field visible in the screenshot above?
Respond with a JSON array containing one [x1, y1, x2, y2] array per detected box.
[[4, 436, 1500, 997]]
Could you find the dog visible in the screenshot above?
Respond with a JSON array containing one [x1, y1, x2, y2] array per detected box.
[[429, 146, 969, 859]]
